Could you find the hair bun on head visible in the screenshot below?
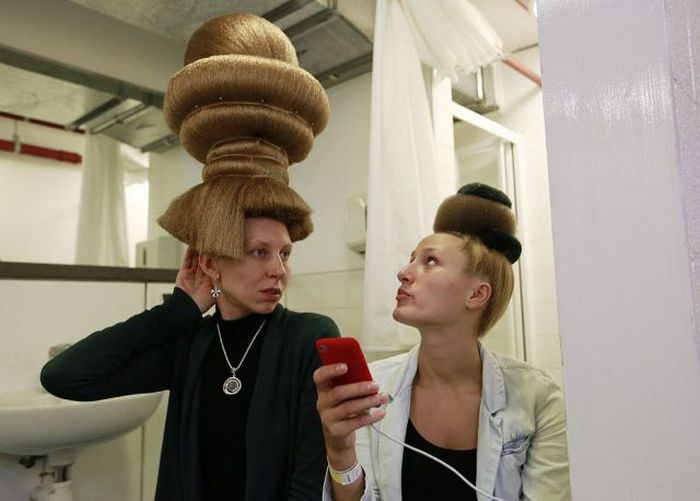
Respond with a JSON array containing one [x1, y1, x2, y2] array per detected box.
[[157, 13, 330, 259], [433, 183, 522, 263]]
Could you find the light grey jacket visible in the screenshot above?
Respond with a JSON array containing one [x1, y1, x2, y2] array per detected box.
[[323, 344, 571, 500]]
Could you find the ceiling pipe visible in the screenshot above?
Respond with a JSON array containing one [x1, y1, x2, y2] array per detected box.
[[89, 102, 149, 134], [513, 0, 530, 13], [0, 111, 85, 135], [69, 96, 125, 129], [502, 55, 542, 87], [0, 138, 82, 164]]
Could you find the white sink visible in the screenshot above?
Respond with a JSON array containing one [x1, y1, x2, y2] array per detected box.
[[0, 387, 163, 456]]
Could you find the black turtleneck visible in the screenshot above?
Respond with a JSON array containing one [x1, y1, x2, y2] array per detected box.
[[199, 311, 268, 501]]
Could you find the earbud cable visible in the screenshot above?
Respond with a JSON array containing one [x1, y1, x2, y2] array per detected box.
[[368, 417, 508, 501]]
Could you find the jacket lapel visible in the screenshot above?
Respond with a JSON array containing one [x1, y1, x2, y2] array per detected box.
[[476, 344, 506, 501], [180, 317, 216, 501], [375, 345, 420, 501]]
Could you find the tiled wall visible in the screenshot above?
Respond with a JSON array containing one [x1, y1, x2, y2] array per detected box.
[[286, 269, 408, 362], [285, 269, 366, 344]]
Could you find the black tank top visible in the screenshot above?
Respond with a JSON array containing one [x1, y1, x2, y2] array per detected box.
[[401, 419, 478, 501]]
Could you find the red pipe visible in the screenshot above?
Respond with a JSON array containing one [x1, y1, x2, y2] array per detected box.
[[502, 55, 542, 87], [0, 111, 85, 135], [0, 138, 82, 164]]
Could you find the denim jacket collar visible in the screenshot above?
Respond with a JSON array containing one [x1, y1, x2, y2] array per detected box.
[[371, 342, 508, 501]]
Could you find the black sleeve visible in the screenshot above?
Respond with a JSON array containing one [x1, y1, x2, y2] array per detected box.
[[288, 315, 341, 501], [40, 287, 203, 401]]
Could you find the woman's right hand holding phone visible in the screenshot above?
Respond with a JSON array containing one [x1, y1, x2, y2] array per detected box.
[[313, 364, 389, 484]]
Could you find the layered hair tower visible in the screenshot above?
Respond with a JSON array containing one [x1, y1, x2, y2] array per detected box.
[[158, 13, 330, 258]]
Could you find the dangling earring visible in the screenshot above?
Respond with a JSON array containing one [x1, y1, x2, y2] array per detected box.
[[210, 278, 222, 298]]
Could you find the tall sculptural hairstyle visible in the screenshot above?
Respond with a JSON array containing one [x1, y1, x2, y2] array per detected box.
[[158, 13, 330, 258]]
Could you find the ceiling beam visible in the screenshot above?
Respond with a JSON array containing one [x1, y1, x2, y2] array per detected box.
[[285, 9, 335, 38], [315, 52, 373, 88], [0, 47, 164, 107], [262, 0, 316, 23], [68, 97, 125, 129]]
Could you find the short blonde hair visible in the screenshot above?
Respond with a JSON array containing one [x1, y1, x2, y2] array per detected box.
[[434, 183, 520, 335], [455, 233, 514, 336]]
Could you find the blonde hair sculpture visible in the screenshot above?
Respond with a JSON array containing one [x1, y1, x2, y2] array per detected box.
[[157, 13, 330, 259]]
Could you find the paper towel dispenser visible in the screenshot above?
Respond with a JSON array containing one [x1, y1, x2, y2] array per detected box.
[[135, 236, 186, 268], [344, 195, 367, 254]]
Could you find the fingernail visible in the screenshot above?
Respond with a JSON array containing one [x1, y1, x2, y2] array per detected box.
[[337, 363, 347, 373], [368, 382, 379, 392]]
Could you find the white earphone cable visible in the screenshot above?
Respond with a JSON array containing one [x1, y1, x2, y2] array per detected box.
[[368, 422, 508, 501]]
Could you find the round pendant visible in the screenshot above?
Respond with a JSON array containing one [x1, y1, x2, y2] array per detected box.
[[223, 375, 242, 395]]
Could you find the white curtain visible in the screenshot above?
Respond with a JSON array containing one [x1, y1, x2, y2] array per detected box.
[[362, 0, 503, 351], [75, 133, 129, 266]]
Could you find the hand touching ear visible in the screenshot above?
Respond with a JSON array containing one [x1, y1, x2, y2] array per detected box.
[[175, 247, 215, 313]]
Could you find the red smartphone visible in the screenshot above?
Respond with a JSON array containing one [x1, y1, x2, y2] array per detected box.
[[315, 337, 373, 387]]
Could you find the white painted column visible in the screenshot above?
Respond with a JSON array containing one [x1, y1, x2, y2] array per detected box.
[[538, 0, 700, 499]]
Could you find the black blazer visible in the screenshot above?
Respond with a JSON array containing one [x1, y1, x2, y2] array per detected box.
[[41, 288, 340, 500]]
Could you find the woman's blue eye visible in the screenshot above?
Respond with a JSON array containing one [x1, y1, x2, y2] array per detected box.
[[253, 249, 267, 257], [280, 251, 291, 261]]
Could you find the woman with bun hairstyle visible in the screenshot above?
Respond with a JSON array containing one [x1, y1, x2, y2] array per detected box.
[[41, 13, 338, 501], [314, 184, 570, 500]]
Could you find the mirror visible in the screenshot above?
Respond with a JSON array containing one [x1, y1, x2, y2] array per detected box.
[[0, 0, 374, 270], [0, 51, 173, 268]]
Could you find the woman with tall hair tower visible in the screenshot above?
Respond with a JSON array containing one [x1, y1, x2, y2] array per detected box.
[[42, 13, 337, 501]]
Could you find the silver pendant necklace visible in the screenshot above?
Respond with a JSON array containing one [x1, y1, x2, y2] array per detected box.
[[216, 318, 266, 396]]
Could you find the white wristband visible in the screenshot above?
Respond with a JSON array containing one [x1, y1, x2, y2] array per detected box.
[[328, 460, 363, 486]]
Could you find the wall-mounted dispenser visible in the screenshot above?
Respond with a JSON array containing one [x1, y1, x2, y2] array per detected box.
[[135, 236, 186, 268], [343, 195, 367, 254]]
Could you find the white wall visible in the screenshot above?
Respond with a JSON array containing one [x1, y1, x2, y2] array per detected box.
[[538, 0, 700, 498], [286, 74, 372, 343], [0, 117, 150, 266], [147, 146, 201, 240], [0, 119, 83, 264], [289, 73, 372, 275]]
